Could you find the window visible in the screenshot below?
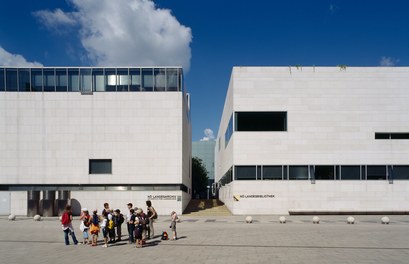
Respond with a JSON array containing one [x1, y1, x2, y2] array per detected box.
[[263, 166, 282, 180], [142, 68, 153, 91], [225, 115, 233, 147], [18, 69, 30, 92], [105, 68, 116, 91], [56, 69, 67, 92], [89, 159, 112, 174], [289, 166, 308, 180], [0, 68, 4, 91], [375, 133, 409, 139], [117, 68, 129, 92], [130, 68, 141, 91], [154, 68, 166, 91], [314, 166, 335, 180], [166, 68, 178, 91], [393, 166, 409, 180], [80, 68, 92, 92], [235, 112, 287, 131], [6, 68, 18, 91], [341, 166, 360, 180], [43, 69, 55, 92], [235, 166, 256, 180], [367, 165, 387, 180], [68, 69, 79, 92], [92, 69, 104, 92]]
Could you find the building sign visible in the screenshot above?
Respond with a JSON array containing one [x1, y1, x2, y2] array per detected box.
[[233, 194, 275, 201], [147, 195, 179, 201]]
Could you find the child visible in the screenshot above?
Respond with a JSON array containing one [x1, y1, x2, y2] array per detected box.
[[113, 209, 124, 242], [134, 209, 145, 248], [89, 210, 100, 246], [170, 211, 178, 240], [100, 211, 109, 248], [79, 208, 91, 245], [107, 213, 116, 243]]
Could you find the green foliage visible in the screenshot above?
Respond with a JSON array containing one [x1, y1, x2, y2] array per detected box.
[[192, 157, 209, 196]]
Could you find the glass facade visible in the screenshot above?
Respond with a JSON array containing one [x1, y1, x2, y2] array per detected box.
[[192, 141, 216, 182], [0, 67, 183, 93]]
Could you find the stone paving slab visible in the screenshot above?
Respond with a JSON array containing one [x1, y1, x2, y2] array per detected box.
[[0, 215, 408, 264]]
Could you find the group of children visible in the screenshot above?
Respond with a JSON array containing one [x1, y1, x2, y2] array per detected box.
[[62, 201, 178, 248]]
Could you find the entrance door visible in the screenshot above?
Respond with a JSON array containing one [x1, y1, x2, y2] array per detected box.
[[0, 192, 10, 215]]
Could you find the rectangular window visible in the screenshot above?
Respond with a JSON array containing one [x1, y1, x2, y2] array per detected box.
[[130, 68, 141, 91], [262, 166, 282, 180], [225, 115, 233, 147], [117, 68, 129, 92], [0, 68, 4, 91], [235, 166, 256, 180], [18, 69, 30, 92], [43, 69, 55, 92], [375, 133, 409, 139], [235, 112, 287, 131], [314, 165, 335, 180], [142, 68, 153, 91], [341, 166, 361, 180], [89, 159, 112, 174], [56, 69, 67, 92], [6, 68, 18, 91], [289, 166, 309, 180], [367, 165, 387, 180], [105, 68, 116, 91], [92, 68, 104, 92], [154, 68, 166, 91], [393, 166, 409, 180], [68, 69, 79, 92], [80, 68, 92, 92], [166, 68, 178, 91]]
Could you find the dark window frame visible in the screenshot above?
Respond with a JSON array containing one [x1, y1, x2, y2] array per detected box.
[[89, 159, 112, 174]]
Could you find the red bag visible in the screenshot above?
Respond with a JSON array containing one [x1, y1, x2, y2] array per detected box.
[[61, 212, 70, 225]]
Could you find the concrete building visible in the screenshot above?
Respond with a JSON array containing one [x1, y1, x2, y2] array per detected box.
[[0, 66, 191, 216], [215, 66, 409, 215], [192, 140, 216, 187]]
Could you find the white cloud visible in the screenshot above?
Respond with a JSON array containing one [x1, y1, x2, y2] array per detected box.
[[0, 46, 43, 67], [200, 128, 215, 141], [34, 0, 192, 70], [379, 56, 399, 67]]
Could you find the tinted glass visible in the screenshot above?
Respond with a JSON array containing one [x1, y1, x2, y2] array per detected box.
[[375, 133, 389, 139], [31, 69, 43, 92], [130, 68, 141, 91], [393, 166, 409, 180], [0, 68, 4, 91], [235, 112, 287, 131], [263, 166, 282, 180], [92, 69, 104, 92], [235, 166, 256, 180], [117, 69, 129, 92], [18, 69, 30, 92], [56, 69, 67, 92], [314, 166, 334, 180], [154, 68, 166, 91], [142, 68, 153, 91], [105, 68, 116, 91], [341, 166, 360, 180], [89, 159, 112, 174], [166, 68, 178, 91], [80, 68, 92, 92], [68, 69, 79, 92], [6, 68, 18, 91], [225, 115, 233, 147], [391, 133, 409, 139], [367, 166, 387, 180], [289, 166, 308, 180], [43, 69, 55, 92]]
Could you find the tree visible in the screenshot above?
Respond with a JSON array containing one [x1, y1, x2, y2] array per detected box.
[[192, 157, 209, 198]]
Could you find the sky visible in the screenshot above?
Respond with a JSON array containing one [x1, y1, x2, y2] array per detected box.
[[0, 0, 408, 141]]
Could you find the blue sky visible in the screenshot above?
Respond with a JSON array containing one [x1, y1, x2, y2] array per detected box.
[[0, 0, 408, 141]]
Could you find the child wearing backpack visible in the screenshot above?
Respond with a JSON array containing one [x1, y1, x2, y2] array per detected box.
[[107, 213, 115, 243], [61, 205, 79, 245], [134, 209, 145, 248], [89, 209, 100, 246], [170, 211, 178, 240], [100, 211, 109, 248], [79, 208, 91, 245]]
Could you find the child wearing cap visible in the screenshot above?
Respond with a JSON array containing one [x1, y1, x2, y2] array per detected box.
[[79, 208, 91, 245]]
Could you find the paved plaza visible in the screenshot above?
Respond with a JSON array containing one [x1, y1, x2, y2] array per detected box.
[[0, 215, 408, 264]]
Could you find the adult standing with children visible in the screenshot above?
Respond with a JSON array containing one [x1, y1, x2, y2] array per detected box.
[[61, 205, 79, 245], [146, 200, 157, 239]]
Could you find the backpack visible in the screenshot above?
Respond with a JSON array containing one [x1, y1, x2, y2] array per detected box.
[[83, 216, 91, 227], [61, 212, 70, 225], [92, 214, 99, 226], [161, 231, 168, 240], [108, 219, 114, 230], [119, 214, 124, 224]]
